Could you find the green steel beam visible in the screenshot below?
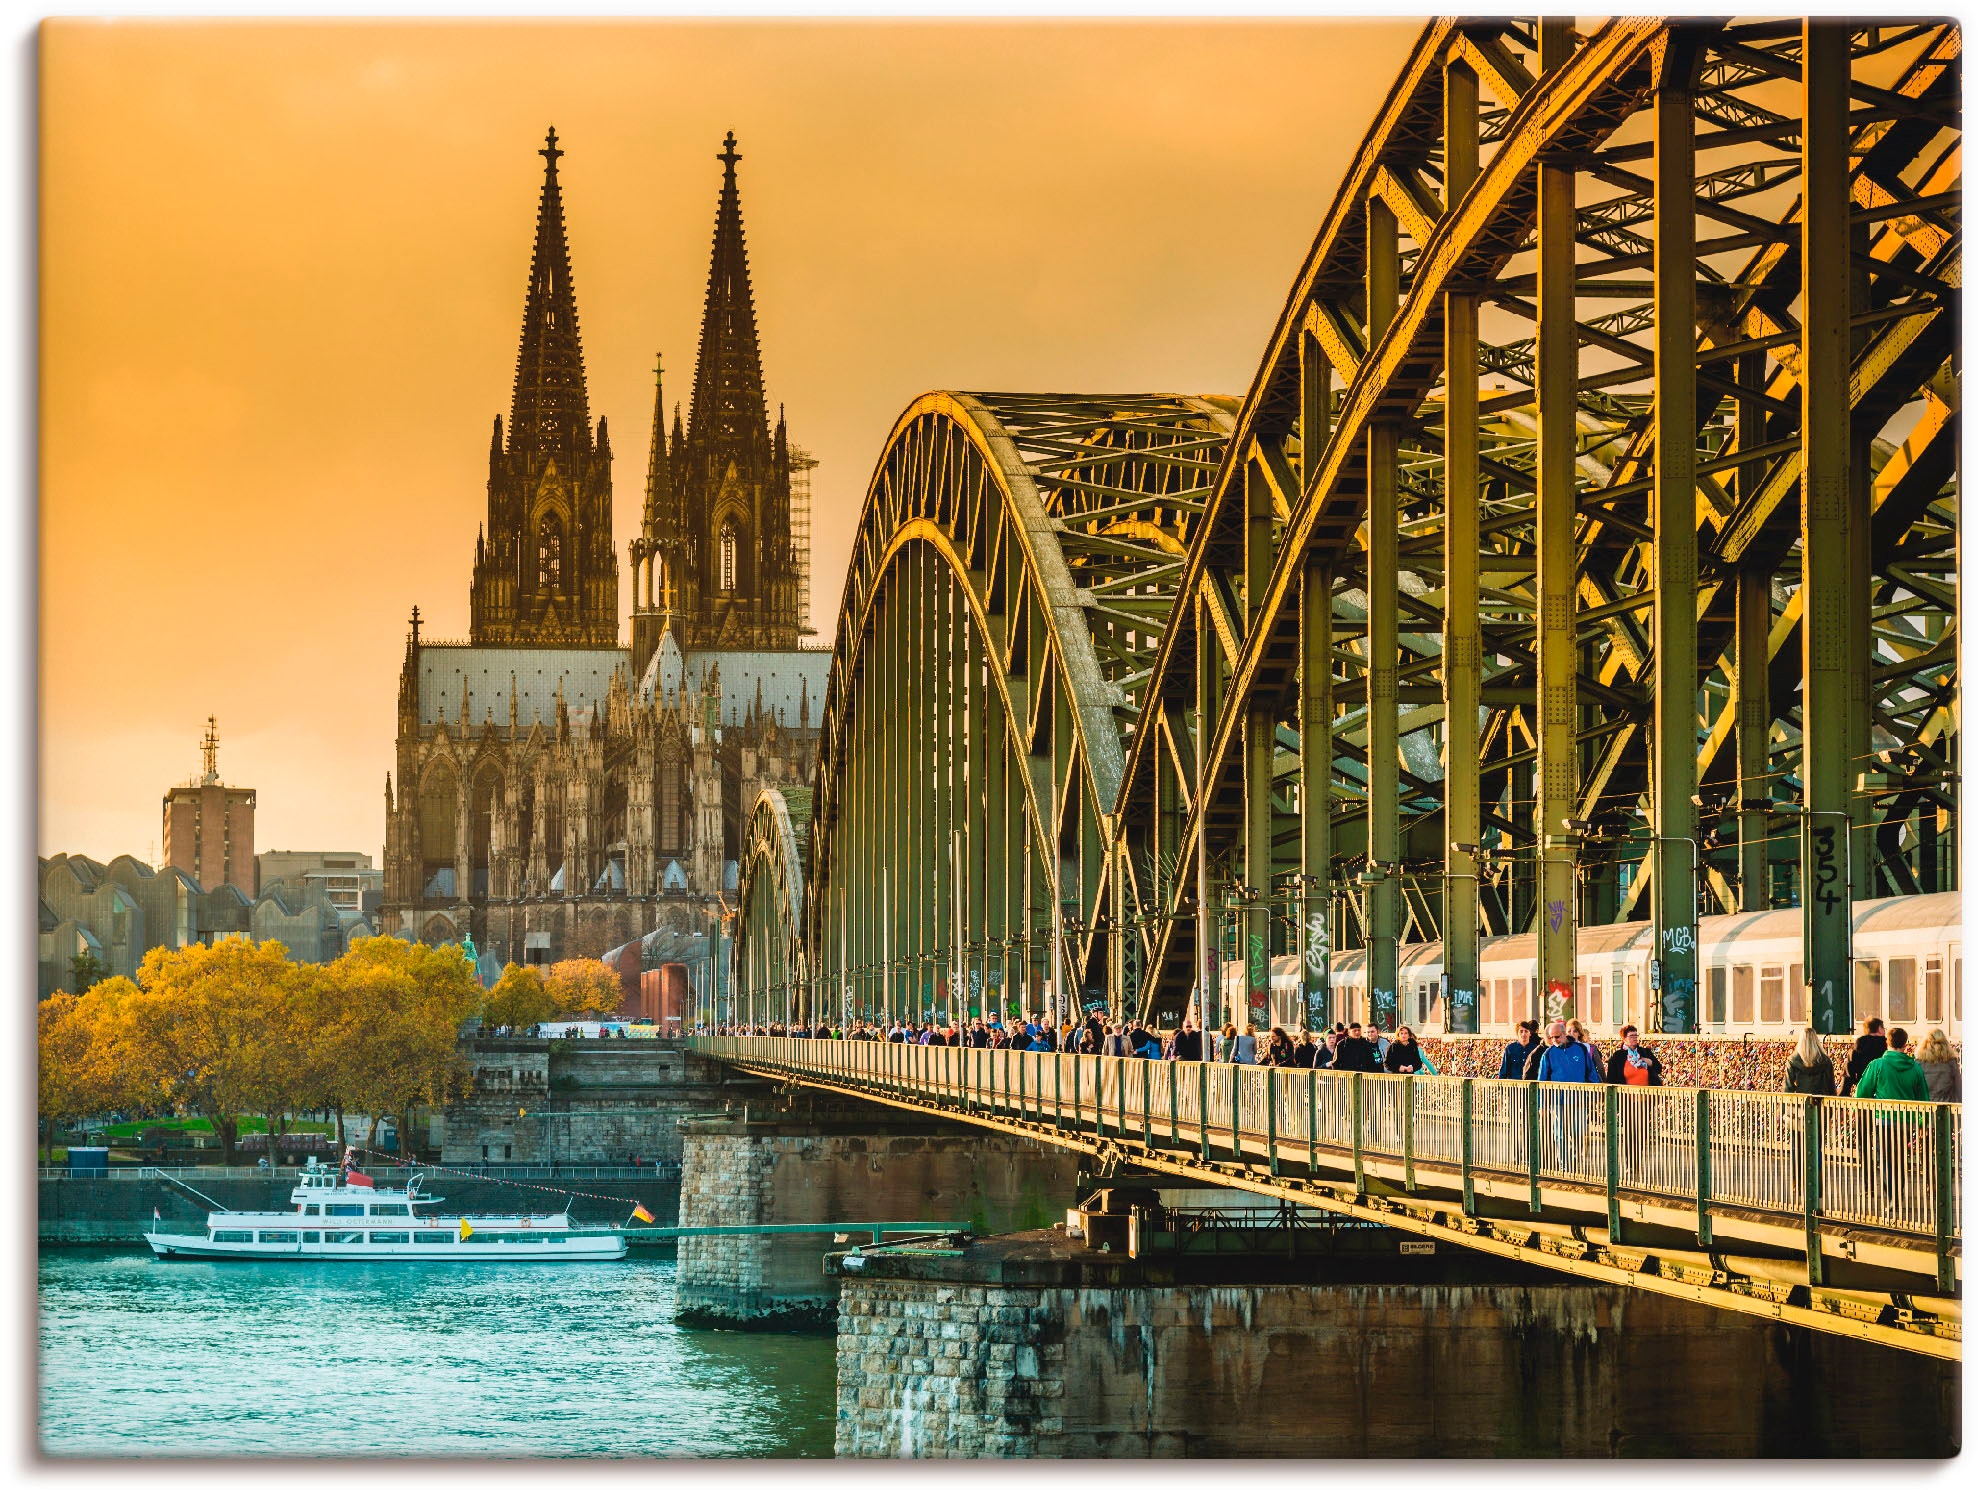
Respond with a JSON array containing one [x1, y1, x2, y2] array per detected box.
[[1801, 21, 1854, 1034], [1365, 195, 1401, 1028], [1650, 53, 1700, 1034]]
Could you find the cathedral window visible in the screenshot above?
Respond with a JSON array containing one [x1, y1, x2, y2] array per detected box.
[[720, 524, 738, 593], [537, 517, 564, 592]]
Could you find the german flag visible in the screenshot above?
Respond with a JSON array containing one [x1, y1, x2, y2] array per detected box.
[[631, 1204, 656, 1224]]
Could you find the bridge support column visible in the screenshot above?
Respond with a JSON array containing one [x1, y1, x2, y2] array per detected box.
[[1533, 16, 1579, 1020], [1735, 562, 1770, 910], [1299, 558, 1334, 1031], [1650, 53, 1699, 1034], [1440, 52, 1481, 1035], [1195, 593, 1223, 1029], [1800, 20, 1855, 1034], [1364, 196, 1400, 1029]]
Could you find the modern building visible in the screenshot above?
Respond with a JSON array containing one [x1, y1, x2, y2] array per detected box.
[[381, 130, 826, 971], [161, 718, 257, 897]]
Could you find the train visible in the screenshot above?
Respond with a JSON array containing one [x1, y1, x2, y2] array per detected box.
[[1241, 891, 1962, 1042]]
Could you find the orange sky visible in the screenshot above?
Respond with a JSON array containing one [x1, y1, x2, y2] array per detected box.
[[39, 17, 1418, 865]]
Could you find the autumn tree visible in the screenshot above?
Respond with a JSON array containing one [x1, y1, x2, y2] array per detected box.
[[36, 983, 143, 1159], [484, 963, 554, 1029], [545, 958, 624, 1020], [115, 939, 311, 1165], [326, 937, 480, 1162]]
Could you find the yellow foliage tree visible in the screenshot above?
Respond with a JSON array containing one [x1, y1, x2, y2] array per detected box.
[[484, 963, 554, 1030], [37, 983, 142, 1159], [546, 959, 624, 1020], [115, 938, 312, 1165], [325, 936, 481, 1162]]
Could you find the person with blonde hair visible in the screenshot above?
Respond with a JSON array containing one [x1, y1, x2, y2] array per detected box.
[[1786, 1028, 1836, 1094], [1916, 1028, 1961, 1103]]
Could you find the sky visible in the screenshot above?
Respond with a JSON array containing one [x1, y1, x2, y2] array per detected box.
[[39, 17, 1419, 866]]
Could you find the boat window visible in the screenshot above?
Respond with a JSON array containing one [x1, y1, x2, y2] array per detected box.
[[1924, 958, 1942, 1022], [303, 1205, 320, 1217], [1731, 965, 1753, 1024], [1790, 964, 1805, 1024], [1853, 960, 1882, 1021], [326, 1231, 365, 1244], [414, 1233, 453, 1244], [369, 1232, 410, 1245], [1759, 966, 1784, 1024], [302, 1232, 321, 1244], [545, 1236, 565, 1244], [257, 1232, 299, 1243], [369, 1205, 411, 1217], [325, 1204, 366, 1217], [461, 1232, 500, 1244], [213, 1231, 252, 1243], [1886, 958, 1917, 1022]]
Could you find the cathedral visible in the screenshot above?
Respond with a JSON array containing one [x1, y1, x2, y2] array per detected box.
[[381, 129, 826, 974]]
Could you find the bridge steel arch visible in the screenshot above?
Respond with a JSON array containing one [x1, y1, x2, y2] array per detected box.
[[735, 786, 809, 1026], [1114, 17, 1960, 1036], [737, 393, 1235, 1027]]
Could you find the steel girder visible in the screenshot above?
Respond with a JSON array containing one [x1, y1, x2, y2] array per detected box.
[[735, 786, 809, 1026], [1119, 18, 1961, 1029], [735, 393, 1235, 1024]]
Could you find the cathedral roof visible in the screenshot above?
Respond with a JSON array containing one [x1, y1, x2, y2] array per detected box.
[[416, 644, 631, 729], [508, 127, 593, 460], [671, 648, 829, 729]]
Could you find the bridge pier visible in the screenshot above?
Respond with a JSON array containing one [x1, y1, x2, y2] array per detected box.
[[832, 1228, 1959, 1458], [674, 1102, 1080, 1331]]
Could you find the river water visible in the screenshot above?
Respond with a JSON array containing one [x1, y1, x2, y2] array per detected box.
[[38, 1249, 837, 1458]]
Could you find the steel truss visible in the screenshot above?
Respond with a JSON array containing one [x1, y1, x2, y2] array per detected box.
[[736, 19, 1959, 1047]]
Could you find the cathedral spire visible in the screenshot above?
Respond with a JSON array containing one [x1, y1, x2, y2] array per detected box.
[[686, 132, 769, 458], [643, 354, 672, 535], [508, 126, 592, 459]]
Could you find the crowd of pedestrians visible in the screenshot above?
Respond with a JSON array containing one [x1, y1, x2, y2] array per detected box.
[[709, 1011, 1959, 1102]]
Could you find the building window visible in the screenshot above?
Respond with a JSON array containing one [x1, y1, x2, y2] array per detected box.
[[720, 524, 738, 593], [537, 517, 564, 591]]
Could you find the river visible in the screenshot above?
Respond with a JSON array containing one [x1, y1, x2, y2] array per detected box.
[[38, 1249, 837, 1458]]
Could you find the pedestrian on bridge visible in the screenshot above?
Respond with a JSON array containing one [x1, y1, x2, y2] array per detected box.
[[1785, 1028, 1836, 1095], [1498, 1020, 1541, 1080], [1855, 1028, 1930, 1102], [1221, 1024, 1257, 1064], [1535, 1021, 1601, 1084], [1331, 1023, 1379, 1073], [1383, 1027, 1427, 1074], [1171, 1016, 1204, 1062], [1605, 1026, 1662, 1087], [1916, 1029, 1960, 1103], [1841, 1018, 1888, 1097]]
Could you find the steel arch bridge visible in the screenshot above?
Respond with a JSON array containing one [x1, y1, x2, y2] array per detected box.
[[736, 17, 1960, 1042]]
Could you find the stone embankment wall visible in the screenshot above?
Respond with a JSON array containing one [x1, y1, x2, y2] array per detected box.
[[441, 1039, 766, 1166], [676, 1124, 1079, 1332], [40, 1171, 679, 1246], [836, 1270, 1960, 1457]]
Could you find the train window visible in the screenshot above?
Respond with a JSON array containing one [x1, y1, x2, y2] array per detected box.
[[1514, 979, 1530, 1021], [1759, 966, 1784, 1024], [1493, 980, 1507, 1025], [1790, 964, 1805, 1024], [1886, 958, 1916, 1023], [1955, 959, 1962, 1021], [1924, 958, 1942, 1023], [1588, 974, 1601, 1024], [1732, 965, 1754, 1024], [1852, 960, 1882, 1021], [1626, 972, 1640, 1029], [1708, 967, 1727, 1024]]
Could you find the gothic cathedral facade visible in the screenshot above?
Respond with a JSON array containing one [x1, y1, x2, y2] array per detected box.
[[382, 130, 826, 978]]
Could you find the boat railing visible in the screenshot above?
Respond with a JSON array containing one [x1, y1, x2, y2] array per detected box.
[[40, 1163, 678, 1182]]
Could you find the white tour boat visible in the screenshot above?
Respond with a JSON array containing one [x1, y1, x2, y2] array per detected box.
[[145, 1158, 628, 1262]]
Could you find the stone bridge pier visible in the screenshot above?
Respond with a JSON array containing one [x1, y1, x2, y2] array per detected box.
[[829, 1229, 1960, 1458], [673, 1093, 1080, 1330]]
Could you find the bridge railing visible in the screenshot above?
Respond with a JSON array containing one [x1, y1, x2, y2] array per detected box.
[[695, 1037, 1959, 1249]]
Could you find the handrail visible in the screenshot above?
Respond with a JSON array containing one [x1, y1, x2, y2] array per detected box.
[[688, 1037, 1961, 1248]]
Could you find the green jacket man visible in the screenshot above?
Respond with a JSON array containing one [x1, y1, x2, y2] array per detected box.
[[1854, 1033, 1931, 1102]]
